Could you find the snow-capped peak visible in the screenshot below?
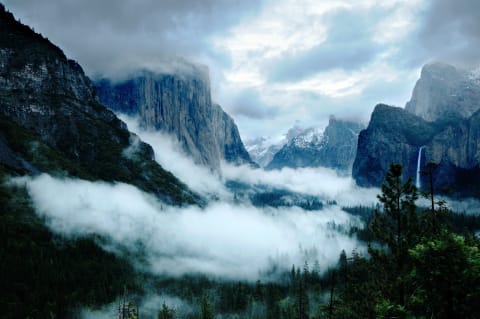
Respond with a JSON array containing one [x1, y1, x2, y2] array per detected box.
[[290, 127, 325, 148]]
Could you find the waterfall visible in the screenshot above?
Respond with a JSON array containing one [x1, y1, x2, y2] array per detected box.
[[416, 146, 425, 189]]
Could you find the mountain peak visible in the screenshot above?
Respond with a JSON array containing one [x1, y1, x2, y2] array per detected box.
[[405, 62, 480, 121]]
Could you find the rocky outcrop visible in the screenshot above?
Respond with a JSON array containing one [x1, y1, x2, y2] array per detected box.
[[95, 69, 253, 170], [406, 62, 480, 121], [353, 62, 480, 197], [353, 104, 480, 197], [0, 5, 199, 204], [352, 104, 435, 187], [266, 116, 364, 172]]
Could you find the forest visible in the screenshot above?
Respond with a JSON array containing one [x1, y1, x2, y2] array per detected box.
[[2, 163, 480, 319]]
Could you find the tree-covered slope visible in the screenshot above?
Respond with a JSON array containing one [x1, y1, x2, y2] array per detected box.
[[0, 3, 199, 205]]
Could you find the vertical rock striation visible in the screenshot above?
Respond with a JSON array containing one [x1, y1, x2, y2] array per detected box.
[[95, 69, 253, 170]]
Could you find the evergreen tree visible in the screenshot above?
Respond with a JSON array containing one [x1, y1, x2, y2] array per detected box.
[[199, 295, 215, 319], [158, 302, 175, 319], [294, 275, 309, 319], [409, 232, 480, 318], [368, 163, 419, 311]]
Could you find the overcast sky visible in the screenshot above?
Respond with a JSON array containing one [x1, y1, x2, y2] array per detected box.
[[4, 0, 480, 140]]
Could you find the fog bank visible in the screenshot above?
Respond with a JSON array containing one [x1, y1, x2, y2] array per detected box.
[[14, 174, 363, 281]]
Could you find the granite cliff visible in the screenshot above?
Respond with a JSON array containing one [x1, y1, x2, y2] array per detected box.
[[353, 63, 480, 197], [406, 62, 480, 121], [95, 69, 253, 170]]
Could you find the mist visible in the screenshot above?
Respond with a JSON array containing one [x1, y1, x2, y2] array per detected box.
[[14, 173, 363, 281], [120, 114, 380, 207], [221, 163, 379, 207], [81, 293, 193, 319], [120, 115, 231, 199], [8, 114, 380, 283]]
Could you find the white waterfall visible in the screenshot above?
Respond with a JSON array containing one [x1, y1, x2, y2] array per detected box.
[[416, 146, 425, 189]]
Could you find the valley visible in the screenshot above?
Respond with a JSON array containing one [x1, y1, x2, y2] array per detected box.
[[1, 1, 480, 319]]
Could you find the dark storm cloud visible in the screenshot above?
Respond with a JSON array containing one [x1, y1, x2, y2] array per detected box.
[[265, 9, 382, 82], [415, 0, 480, 67], [3, 0, 262, 77]]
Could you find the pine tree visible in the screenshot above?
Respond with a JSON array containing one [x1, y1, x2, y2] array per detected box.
[[158, 302, 175, 319], [294, 277, 309, 319], [199, 295, 215, 319], [369, 163, 419, 310]]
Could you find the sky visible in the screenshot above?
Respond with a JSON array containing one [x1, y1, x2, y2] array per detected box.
[[4, 0, 480, 140]]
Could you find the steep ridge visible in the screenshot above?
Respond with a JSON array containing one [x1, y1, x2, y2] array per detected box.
[[406, 62, 480, 121], [95, 69, 254, 170], [0, 4, 199, 204], [353, 63, 480, 197], [0, 4, 205, 317], [266, 116, 364, 173]]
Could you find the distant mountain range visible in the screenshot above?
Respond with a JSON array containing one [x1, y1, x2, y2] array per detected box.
[[248, 117, 364, 173], [353, 62, 480, 198]]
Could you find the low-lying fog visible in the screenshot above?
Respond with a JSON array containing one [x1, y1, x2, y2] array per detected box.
[[15, 113, 480, 318], [13, 115, 382, 281], [16, 173, 363, 280]]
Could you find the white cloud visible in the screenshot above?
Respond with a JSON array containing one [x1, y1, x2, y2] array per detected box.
[[119, 114, 379, 207], [221, 162, 379, 207], [4, 0, 434, 141], [14, 174, 364, 281], [119, 115, 230, 199]]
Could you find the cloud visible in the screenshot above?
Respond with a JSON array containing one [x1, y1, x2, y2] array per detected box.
[[119, 114, 230, 199], [224, 87, 278, 119], [415, 0, 480, 67], [221, 163, 379, 207], [14, 174, 364, 281], [4, 0, 450, 151], [265, 9, 381, 82], [3, 0, 262, 77], [119, 113, 379, 207], [81, 293, 194, 319]]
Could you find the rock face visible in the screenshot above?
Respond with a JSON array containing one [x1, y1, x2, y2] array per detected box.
[[406, 62, 480, 122], [266, 116, 364, 172], [353, 104, 436, 187], [95, 70, 253, 170], [353, 63, 480, 197], [0, 5, 198, 204]]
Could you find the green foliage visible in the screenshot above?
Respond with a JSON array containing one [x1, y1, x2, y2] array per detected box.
[[368, 163, 419, 308], [408, 232, 480, 318], [330, 163, 480, 319]]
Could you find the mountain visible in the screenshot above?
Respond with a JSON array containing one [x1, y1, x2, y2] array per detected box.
[[0, 5, 200, 317], [405, 62, 480, 122], [353, 63, 480, 197], [0, 5, 198, 205], [266, 116, 364, 172], [95, 68, 254, 170]]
